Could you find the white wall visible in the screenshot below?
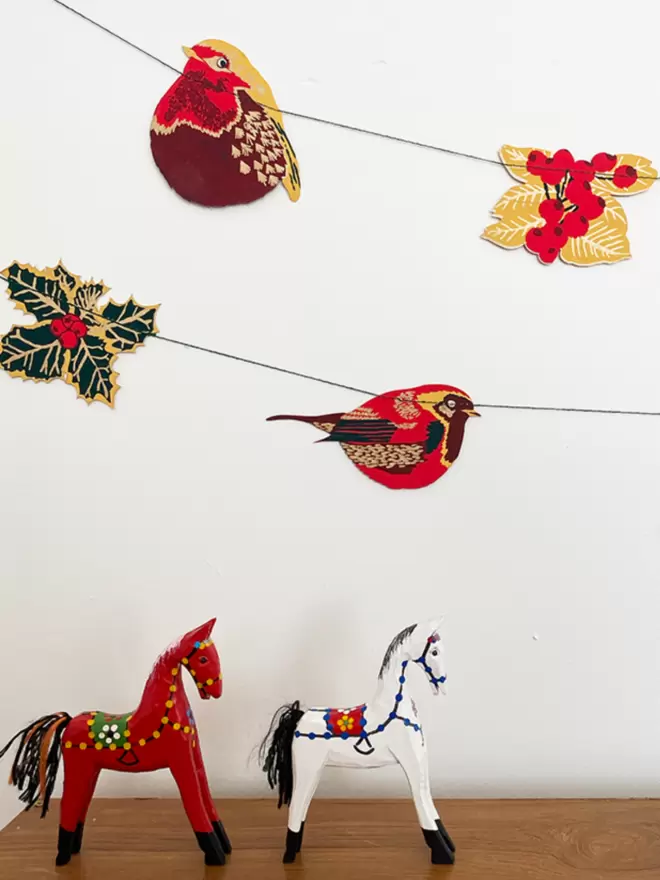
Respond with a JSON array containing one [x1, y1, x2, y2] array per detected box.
[[2, 0, 660, 832]]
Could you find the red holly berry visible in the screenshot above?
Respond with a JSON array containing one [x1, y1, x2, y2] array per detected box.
[[525, 225, 547, 254], [539, 199, 564, 221], [540, 156, 566, 186], [612, 164, 638, 189], [50, 313, 88, 349], [565, 178, 592, 206], [548, 223, 569, 248], [562, 211, 590, 238], [59, 330, 80, 349], [580, 195, 606, 221], [538, 245, 560, 264], [552, 149, 574, 172], [526, 150, 547, 178], [591, 152, 617, 173], [571, 160, 595, 182]]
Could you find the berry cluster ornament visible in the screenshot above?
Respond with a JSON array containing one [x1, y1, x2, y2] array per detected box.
[[483, 145, 657, 266]]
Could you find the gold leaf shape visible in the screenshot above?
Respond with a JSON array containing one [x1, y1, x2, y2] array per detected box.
[[492, 183, 546, 219], [561, 210, 631, 266], [482, 185, 544, 249], [591, 154, 657, 197], [499, 145, 550, 183]]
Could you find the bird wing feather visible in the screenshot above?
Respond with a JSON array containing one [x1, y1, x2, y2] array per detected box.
[[321, 418, 398, 445]]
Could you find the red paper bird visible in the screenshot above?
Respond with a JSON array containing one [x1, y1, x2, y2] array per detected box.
[[268, 384, 479, 490], [151, 40, 301, 207]]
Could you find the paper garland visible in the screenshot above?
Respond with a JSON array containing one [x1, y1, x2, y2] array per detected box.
[[268, 384, 479, 490], [482, 146, 657, 266], [0, 262, 159, 407], [151, 40, 301, 207]]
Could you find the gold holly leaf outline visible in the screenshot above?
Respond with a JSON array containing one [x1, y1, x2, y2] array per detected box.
[[560, 194, 631, 267]]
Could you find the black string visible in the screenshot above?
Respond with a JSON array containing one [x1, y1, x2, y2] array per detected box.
[[51, 0, 657, 180], [1, 273, 659, 417]]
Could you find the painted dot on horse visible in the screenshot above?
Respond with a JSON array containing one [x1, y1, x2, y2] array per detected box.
[[259, 618, 455, 865], [0, 619, 231, 867]]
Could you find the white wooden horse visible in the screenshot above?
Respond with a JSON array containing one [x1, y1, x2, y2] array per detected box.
[[259, 619, 455, 864]]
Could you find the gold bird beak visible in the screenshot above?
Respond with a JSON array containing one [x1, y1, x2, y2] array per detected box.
[[464, 409, 480, 417], [182, 46, 198, 60]]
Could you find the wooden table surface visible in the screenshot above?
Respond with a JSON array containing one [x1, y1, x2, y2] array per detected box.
[[1, 798, 659, 879]]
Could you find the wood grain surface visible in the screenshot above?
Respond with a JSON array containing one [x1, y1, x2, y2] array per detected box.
[[1, 798, 659, 879]]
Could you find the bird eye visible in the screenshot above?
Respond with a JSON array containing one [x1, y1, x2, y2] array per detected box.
[[447, 399, 456, 409], [216, 57, 229, 69]]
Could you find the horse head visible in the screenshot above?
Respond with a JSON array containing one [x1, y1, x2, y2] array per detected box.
[[409, 618, 446, 696], [180, 619, 223, 699]]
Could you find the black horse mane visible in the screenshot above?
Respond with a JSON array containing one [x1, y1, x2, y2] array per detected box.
[[378, 624, 417, 678]]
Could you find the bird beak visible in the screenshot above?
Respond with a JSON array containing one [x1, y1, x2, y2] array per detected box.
[[182, 46, 199, 60], [464, 409, 480, 417]]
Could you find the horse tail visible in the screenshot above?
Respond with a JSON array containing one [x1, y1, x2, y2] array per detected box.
[[0, 712, 72, 817], [259, 701, 305, 808]]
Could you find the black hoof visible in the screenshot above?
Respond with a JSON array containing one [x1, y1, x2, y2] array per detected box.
[[297, 821, 305, 853], [436, 818, 456, 853], [195, 830, 226, 866], [212, 820, 232, 854], [423, 828, 455, 865], [283, 828, 301, 863], [56, 826, 75, 866], [71, 822, 85, 855]]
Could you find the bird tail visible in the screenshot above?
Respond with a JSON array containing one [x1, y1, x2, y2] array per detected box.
[[259, 701, 305, 808], [267, 413, 343, 434]]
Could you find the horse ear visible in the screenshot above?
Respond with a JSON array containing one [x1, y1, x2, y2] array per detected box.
[[427, 616, 445, 637], [184, 618, 217, 646]]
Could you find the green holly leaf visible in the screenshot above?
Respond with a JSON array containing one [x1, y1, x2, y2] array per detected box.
[[74, 281, 109, 315], [101, 297, 159, 353], [52, 262, 80, 303], [0, 323, 67, 382], [1, 262, 70, 322], [68, 335, 118, 406]]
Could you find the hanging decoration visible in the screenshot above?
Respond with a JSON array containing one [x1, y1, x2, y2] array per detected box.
[[151, 40, 301, 207], [482, 146, 657, 266], [0, 261, 159, 407], [268, 384, 479, 490], [259, 619, 455, 865], [0, 619, 231, 867]]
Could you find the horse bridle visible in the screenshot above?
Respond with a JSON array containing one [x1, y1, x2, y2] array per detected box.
[[184, 640, 222, 697], [414, 635, 447, 688]]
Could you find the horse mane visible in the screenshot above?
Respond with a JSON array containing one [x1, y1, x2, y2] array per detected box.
[[378, 624, 417, 678]]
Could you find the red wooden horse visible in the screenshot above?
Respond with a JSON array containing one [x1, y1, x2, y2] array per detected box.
[[0, 619, 231, 866]]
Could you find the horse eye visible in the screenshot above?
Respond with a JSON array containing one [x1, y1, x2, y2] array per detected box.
[[216, 57, 228, 69], [199, 656, 208, 664], [432, 649, 438, 656]]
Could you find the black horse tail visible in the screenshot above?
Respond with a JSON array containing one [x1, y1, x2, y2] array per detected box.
[[259, 701, 305, 808], [0, 712, 72, 817]]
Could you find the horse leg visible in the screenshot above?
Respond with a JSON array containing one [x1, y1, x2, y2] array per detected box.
[[389, 734, 454, 865], [193, 739, 232, 854], [72, 766, 101, 855], [170, 748, 225, 866], [419, 749, 455, 852], [283, 750, 325, 863], [57, 755, 97, 866]]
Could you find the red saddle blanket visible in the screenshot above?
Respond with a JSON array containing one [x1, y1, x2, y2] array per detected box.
[[323, 705, 367, 737]]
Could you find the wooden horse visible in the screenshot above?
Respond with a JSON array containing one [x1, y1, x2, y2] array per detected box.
[[260, 619, 455, 864], [0, 619, 231, 867]]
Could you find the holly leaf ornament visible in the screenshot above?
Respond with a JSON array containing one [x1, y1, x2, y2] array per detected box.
[[483, 145, 656, 266], [0, 261, 160, 407]]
